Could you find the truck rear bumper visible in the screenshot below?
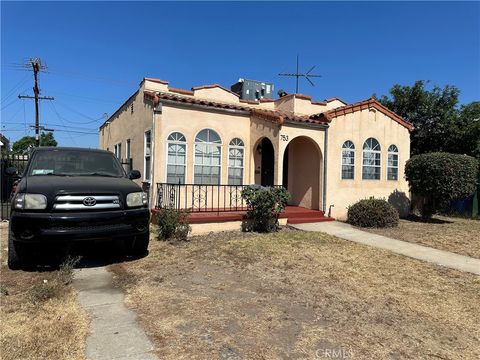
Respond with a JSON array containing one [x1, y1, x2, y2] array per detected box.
[[10, 208, 150, 243]]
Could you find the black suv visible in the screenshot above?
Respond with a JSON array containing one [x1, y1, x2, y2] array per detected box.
[[7, 147, 150, 269]]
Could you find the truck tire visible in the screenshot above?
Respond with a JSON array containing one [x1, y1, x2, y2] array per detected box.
[[130, 233, 149, 256], [8, 231, 23, 270]]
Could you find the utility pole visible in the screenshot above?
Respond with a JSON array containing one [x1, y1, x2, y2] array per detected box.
[[18, 58, 54, 147]]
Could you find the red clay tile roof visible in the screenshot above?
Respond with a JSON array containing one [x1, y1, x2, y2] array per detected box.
[[310, 98, 414, 131], [276, 93, 327, 106], [144, 91, 329, 127], [168, 87, 194, 95], [325, 97, 347, 105], [293, 93, 312, 101], [145, 91, 249, 112], [252, 109, 327, 126], [259, 98, 275, 103], [143, 77, 169, 85], [239, 99, 259, 104], [191, 84, 240, 98]]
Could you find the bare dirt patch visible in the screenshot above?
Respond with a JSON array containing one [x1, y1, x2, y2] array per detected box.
[[364, 215, 480, 259], [0, 227, 89, 360], [110, 228, 480, 360]]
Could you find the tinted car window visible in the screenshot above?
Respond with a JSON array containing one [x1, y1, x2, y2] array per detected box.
[[29, 150, 126, 177]]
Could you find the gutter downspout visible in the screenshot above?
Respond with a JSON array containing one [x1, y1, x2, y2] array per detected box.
[[150, 100, 162, 207], [323, 125, 329, 213]]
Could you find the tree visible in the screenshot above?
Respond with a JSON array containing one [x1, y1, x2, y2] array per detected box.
[[12, 132, 57, 153], [375, 81, 479, 158], [405, 152, 478, 218]]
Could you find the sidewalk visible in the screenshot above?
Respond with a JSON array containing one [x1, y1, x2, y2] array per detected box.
[[291, 221, 480, 275], [74, 267, 159, 360]]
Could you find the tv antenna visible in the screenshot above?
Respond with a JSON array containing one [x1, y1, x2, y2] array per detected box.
[[278, 55, 321, 94]]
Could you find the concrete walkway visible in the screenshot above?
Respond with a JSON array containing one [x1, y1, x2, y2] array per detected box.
[[74, 267, 159, 360], [292, 221, 480, 276]]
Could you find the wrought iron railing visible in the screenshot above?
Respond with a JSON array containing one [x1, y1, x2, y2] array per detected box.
[[155, 183, 249, 213], [156, 183, 285, 213]]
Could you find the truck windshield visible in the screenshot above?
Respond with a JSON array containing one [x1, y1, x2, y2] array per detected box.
[[29, 150, 126, 177]]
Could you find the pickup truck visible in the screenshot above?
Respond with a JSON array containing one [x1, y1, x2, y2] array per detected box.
[[7, 147, 150, 269]]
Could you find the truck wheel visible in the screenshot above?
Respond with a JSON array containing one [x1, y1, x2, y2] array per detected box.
[[130, 234, 149, 256], [8, 231, 23, 270]]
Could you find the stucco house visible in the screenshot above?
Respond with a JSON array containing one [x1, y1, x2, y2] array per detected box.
[[99, 77, 412, 221]]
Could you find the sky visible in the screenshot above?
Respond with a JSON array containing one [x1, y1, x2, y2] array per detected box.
[[1, 1, 479, 148]]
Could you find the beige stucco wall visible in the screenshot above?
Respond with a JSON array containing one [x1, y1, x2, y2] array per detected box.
[[292, 98, 327, 115], [286, 137, 321, 209], [99, 78, 411, 220], [250, 117, 280, 185], [144, 79, 169, 92], [153, 104, 251, 185], [325, 99, 346, 110], [193, 87, 239, 103], [326, 108, 411, 219], [278, 125, 326, 210], [99, 84, 153, 185]]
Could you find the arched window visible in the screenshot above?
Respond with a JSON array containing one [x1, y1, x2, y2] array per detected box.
[[166, 132, 186, 184], [387, 144, 399, 180], [228, 138, 244, 185], [194, 129, 222, 184], [362, 138, 381, 180], [341, 140, 355, 179]]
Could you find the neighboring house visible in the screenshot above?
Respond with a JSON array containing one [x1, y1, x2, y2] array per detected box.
[[0, 133, 10, 152], [99, 77, 412, 219]]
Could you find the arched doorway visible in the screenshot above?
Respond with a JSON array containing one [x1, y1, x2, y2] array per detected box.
[[254, 137, 275, 186], [283, 136, 322, 210]]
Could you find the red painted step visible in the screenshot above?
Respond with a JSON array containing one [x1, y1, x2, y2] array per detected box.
[[287, 217, 335, 224], [153, 206, 335, 225], [283, 206, 334, 225]]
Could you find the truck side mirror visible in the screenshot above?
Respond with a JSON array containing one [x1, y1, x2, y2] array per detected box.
[[128, 170, 141, 180], [5, 167, 18, 176]]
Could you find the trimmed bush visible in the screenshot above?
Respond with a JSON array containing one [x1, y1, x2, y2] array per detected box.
[[152, 208, 191, 240], [405, 152, 479, 218], [241, 185, 290, 233], [347, 198, 399, 228]]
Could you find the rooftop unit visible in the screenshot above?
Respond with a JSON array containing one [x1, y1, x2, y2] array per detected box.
[[231, 78, 274, 101]]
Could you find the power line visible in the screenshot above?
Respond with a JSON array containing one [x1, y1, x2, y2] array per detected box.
[[1, 98, 18, 111], [54, 91, 121, 105], [43, 122, 98, 131], [52, 129, 97, 135], [1, 74, 30, 103], [55, 101, 107, 123], [47, 68, 136, 87], [48, 102, 77, 145]]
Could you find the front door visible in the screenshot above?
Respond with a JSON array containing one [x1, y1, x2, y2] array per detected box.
[[260, 138, 274, 186]]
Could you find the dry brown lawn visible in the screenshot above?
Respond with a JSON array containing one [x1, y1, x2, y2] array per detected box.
[[364, 215, 480, 259], [0, 227, 89, 360], [110, 228, 480, 360]]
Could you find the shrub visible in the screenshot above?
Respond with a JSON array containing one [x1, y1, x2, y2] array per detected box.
[[241, 185, 290, 233], [57, 256, 81, 285], [152, 208, 191, 240], [347, 198, 399, 228], [405, 152, 479, 218], [29, 281, 64, 304]]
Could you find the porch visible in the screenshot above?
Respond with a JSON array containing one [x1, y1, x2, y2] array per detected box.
[[154, 183, 334, 225]]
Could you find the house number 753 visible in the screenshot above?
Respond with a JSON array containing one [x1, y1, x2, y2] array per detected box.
[[280, 135, 289, 141]]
